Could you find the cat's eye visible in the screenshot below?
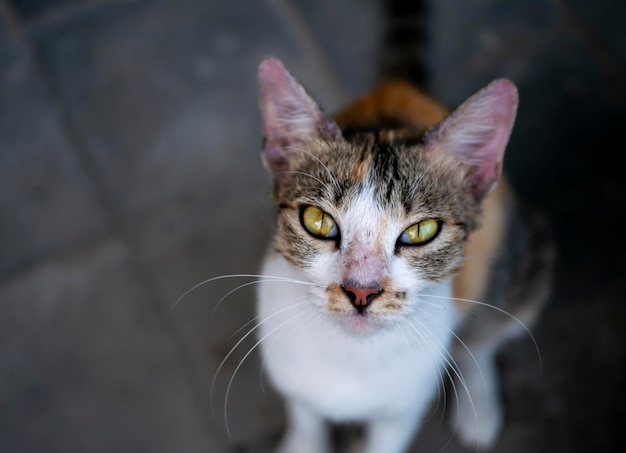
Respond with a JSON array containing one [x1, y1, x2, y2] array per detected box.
[[399, 219, 440, 245], [301, 206, 339, 239]]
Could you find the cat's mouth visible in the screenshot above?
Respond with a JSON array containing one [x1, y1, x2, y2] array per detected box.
[[324, 282, 407, 335], [339, 311, 385, 335]]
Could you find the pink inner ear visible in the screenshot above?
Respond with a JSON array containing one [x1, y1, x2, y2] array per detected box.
[[432, 78, 519, 198], [258, 58, 320, 127], [258, 58, 320, 176], [257, 57, 341, 178]]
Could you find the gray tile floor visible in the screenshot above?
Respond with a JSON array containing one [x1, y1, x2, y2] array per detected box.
[[1, 0, 625, 452]]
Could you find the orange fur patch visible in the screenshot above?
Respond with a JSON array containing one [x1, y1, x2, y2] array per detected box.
[[350, 152, 373, 182], [335, 80, 448, 131], [452, 179, 511, 312]]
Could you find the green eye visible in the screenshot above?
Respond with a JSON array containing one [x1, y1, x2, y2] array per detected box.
[[400, 219, 440, 245], [301, 206, 339, 239]]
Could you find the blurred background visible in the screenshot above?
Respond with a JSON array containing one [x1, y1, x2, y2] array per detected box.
[[1, 0, 625, 452]]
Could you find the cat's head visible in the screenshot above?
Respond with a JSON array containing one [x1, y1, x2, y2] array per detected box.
[[257, 57, 518, 335]]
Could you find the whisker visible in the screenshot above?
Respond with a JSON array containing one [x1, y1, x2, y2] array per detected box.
[[396, 323, 413, 352], [210, 300, 309, 415], [408, 169, 427, 199], [438, 364, 462, 453], [419, 298, 446, 310], [416, 306, 488, 395], [228, 314, 261, 342], [286, 145, 342, 196], [415, 308, 488, 453], [410, 319, 481, 453], [398, 324, 446, 423], [411, 318, 473, 407], [212, 278, 314, 317], [223, 310, 308, 439], [274, 170, 335, 195], [422, 293, 543, 371], [170, 273, 315, 313], [403, 322, 461, 451], [433, 352, 465, 452], [257, 296, 316, 394]]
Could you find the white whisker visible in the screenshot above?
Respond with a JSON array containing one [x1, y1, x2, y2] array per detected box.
[[422, 293, 543, 371], [223, 310, 308, 439], [416, 306, 488, 395], [419, 298, 446, 310], [410, 318, 481, 453], [170, 273, 315, 313], [286, 145, 342, 196], [257, 296, 316, 394], [408, 168, 428, 199], [438, 363, 462, 452], [212, 278, 314, 317], [403, 321, 461, 450], [398, 323, 445, 423], [274, 170, 335, 195], [396, 323, 413, 352], [210, 300, 309, 416]]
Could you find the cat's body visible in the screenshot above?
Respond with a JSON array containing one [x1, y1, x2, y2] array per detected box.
[[259, 251, 455, 453], [255, 60, 553, 453]]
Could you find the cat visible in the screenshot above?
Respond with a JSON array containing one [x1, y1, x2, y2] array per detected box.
[[254, 56, 553, 453]]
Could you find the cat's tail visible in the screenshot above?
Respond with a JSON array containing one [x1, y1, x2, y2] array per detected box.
[[334, 0, 444, 132], [379, 0, 429, 90]]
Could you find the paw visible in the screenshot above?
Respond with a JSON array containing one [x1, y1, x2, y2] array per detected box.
[[450, 394, 502, 450], [450, 347, 505, 450]]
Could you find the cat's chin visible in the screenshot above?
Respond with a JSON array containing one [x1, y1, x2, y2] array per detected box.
[[337, 313, 386, 336]]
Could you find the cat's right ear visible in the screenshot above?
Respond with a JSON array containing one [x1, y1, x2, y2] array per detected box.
[[425, 79, 518, 200], [258, 57, 341, 178]]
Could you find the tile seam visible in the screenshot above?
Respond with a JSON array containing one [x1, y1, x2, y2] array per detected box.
[[0, 1, 219, 444]]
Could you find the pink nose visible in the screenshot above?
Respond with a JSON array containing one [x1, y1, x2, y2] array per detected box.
[[342, 285, 382, 311]]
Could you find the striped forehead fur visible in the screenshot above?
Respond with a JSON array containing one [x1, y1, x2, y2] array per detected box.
[[269, 132, 485, 284], [273, 133, 482, 231]]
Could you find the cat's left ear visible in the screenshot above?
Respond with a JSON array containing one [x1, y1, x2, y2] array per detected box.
[[426, 79, 518, 200], [258, 57, 341, 178]]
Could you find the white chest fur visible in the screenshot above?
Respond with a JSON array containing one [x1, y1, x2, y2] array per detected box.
[[257, 251, 458, 427]]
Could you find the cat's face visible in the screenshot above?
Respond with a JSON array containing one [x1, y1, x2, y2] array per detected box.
[[270, 136, 475, 334], [257, 58, 518, 335]]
